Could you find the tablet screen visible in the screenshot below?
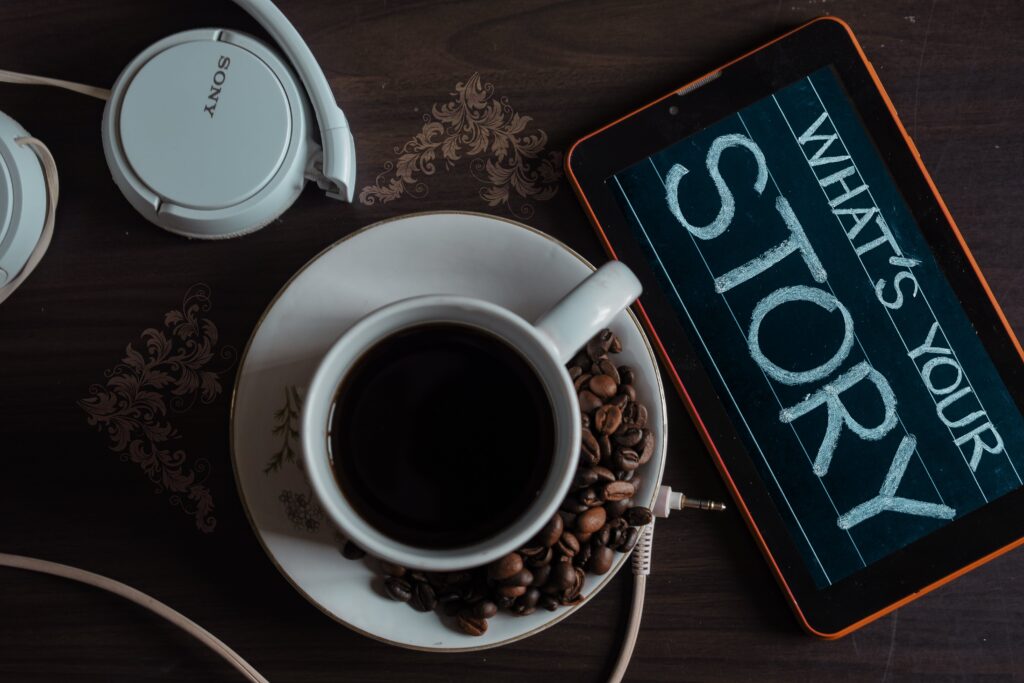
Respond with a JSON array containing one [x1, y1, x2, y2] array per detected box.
[[608, 66, 1024, 588]]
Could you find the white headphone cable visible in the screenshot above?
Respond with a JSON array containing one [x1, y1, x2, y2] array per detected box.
[[608, 522, 653, 683], [0, 553, 270, 683], [607, 488, 727, 683], [0, 69, 110, 100]]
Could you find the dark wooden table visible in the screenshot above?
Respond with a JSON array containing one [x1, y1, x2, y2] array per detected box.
[[2, 1, 1022, 680]]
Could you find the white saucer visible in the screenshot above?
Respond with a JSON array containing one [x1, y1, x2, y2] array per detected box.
[[230, 211, 667, 651]]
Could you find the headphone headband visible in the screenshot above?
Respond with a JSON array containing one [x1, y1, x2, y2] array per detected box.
[[231, 0, 355, 202]]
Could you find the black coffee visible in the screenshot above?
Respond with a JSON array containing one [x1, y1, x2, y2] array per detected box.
[[329, 323, 555, 549]]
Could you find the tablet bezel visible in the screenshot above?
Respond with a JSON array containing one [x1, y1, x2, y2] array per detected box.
[[566, 16, 1024, 637]]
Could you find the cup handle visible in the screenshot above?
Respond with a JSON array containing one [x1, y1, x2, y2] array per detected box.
[[534, 261, 642, 364]]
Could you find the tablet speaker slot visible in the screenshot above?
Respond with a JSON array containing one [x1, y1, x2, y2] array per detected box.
[[676, 70, 721, 96]]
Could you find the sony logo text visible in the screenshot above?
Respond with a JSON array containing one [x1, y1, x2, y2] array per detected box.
[[203, 55, 231, 118]]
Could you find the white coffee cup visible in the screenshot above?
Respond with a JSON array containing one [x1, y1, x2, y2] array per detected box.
[[301, 261, 642, 571]]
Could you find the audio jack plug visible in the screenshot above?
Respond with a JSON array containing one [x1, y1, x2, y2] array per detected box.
[[653, 484, 728, 517]]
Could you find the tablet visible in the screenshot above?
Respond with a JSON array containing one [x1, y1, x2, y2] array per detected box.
[[566, 17, 1024, 638]]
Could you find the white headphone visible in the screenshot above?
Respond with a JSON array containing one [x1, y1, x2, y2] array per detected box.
[[0, 0, 357, 301]]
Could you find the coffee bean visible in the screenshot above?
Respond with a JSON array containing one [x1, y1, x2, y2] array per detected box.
[[556, 531, 580, 558], [473, 600, 498, 619], [580, 412, 590, 430], [592, 465, 616, 482], [341, 541, 366, 560], [497, 584, 527, 599], [619, 527, 640, 553], [578, 487, 600, 507], [577, 530, 593, 543], [608, 393, 630, 410], [380, 561, 406, 577], [609, 333, 623, 353], [408, 571, 427, 583], [519, 587, 541, 609], [550, 561, 576, 590], [487, 552, 523, 581], [384, 577, 413, 602], [530, 563, 551, 587], [599, 433, 613, 459], [518, 545, 546, 563], [409, 582, 437, 612], [614, 427, 643, 447], [568, 365, 583, 380], [496, 595, 515, 610], [620, 402, 638, 427], [577, 506, 607, 534], [438, 589, 462, 604], [530, 547, 553, 567], [457, 613, 488, 636], [511, 605, 537, 617], [598, 359, 620, 384], [625, 506, 654, 526], [502, 568, 534, 587], [574, 542, 592, 568], [573, 372, 592, 391], [631, 478, 643, 498], [632, 403, 648, 429], [618, 468, 635, 481], [618, 384, 637, 401], [589, 546, 615, 574], [558, 510, 577, 528], [598, 329, 615, 348], [612, 448, 640, 471], [594, 525, 611, 548], [571, 349, 590, 369], [580, 428, 600, 465], [589, 374, 617, 399], [562, 566, 586, 602], [608, 528, 623, 547], [594, 405, 623, 434], [586, 337, 609, 362], [638, 429, 655, 465], [603, 480, 635, 502], [573, 467, 598, 489], [540, 595, 559, 611], [606, 498, 631, 518], [619, 365, 636, 386], [561, 497, 589, 514], [578, 390, 603, 413]]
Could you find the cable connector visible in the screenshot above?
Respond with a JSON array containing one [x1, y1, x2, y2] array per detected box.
[[631, 485, 726, 577], [653, 484, 728, 518], [631, 521, 654, 576]]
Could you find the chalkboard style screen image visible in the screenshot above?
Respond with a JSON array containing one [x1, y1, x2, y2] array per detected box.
[[609, 65, 1024, 588]]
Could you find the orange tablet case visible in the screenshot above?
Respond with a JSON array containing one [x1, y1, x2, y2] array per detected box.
[[565, 16, 1024, 638]]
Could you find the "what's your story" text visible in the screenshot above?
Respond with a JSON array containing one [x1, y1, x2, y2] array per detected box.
[[662, 107, 1006, 530]]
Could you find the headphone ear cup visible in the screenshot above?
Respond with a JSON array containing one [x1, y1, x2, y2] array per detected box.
[[0, 111, 48, 290], [102, 29, 317, 240]]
